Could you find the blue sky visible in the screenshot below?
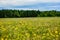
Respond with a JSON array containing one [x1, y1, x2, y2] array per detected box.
[[0, 0, 60, 11]]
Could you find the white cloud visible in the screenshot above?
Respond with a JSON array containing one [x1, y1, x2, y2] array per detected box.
[[0, 0, 60, 11], [48, 6, 60, 7], [0, 0, 38, 6], [0, 0, 60, 7]]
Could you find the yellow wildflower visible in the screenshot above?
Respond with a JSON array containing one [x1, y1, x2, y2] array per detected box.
[[47, 33, 50, 36], [33, 34, 36, 36], [1, 38, 4, 40], [55, 31, 58, 34], [42, 36, 46, 39], [56, 35, 59, 37], [43, 33, 45, 35]]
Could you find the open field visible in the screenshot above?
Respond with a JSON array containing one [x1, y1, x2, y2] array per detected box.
[[0, 17, 60, 40]]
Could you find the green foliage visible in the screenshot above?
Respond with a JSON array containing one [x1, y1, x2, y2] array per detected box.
[[0, 9, 60, 18]]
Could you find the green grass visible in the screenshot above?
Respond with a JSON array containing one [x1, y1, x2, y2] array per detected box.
[[0, 17, 60, 40]]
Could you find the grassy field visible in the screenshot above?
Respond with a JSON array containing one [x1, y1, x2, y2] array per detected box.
[[0, 17, 60, 40]]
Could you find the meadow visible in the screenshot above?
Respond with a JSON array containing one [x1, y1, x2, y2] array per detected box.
[[0, 17, 60, 40]]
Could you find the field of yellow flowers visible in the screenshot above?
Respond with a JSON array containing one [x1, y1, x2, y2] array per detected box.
[[0, 17, 60, 40]]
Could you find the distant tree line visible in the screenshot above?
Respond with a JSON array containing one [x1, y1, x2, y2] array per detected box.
[[0, 9, 60, 18]]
